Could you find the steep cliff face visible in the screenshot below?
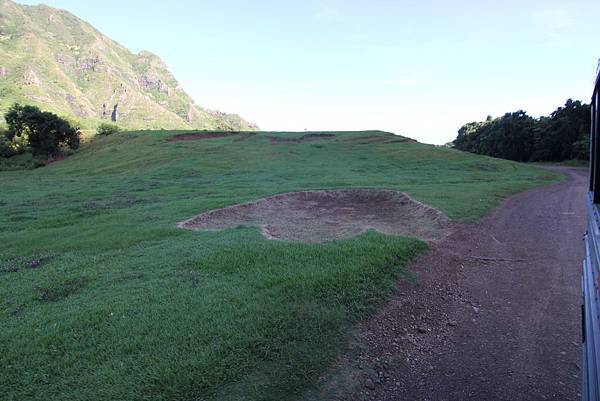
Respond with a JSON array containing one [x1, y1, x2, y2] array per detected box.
[[0, 0, 257, 130]]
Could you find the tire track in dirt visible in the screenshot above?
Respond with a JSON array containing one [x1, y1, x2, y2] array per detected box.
[[310, 166, 586, 401]]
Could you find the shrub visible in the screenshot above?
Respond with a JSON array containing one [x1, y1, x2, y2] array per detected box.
[[0, 124, 11, 157], [0, 122, 24, 158], [0, 137, 16, 158], [96, 123, 120, 136], [4, 103, 80, 157]]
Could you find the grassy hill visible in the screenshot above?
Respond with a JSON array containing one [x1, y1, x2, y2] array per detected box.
[[0, 131, 558, 400], [0, 0, 257, 131]]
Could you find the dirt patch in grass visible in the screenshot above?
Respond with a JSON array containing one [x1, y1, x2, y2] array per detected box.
[[178, 189, 450, 243], [168, 132, 240, 141], [36, 276, 89, 303], [266, 133, 337, 144], [1, 252, 60, 274], [343, 135, 417, 145]]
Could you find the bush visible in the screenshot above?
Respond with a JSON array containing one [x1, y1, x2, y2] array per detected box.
[[96, 123, 120, 136], [0, 123, 18, 158], [4, 103, 80, 157], [0, 138, 16, 158]]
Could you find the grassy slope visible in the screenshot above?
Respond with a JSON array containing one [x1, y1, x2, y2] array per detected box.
[[0, 131, 558, 400]]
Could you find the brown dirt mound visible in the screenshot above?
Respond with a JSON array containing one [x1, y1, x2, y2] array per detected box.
[[168, 132, 239, 141], [266, 133, 337, 144], [178, 189, 450, 243], [344, 135, 417, 145]]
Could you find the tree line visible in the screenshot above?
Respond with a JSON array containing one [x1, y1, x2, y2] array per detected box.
[[452, 99, 590, 162]]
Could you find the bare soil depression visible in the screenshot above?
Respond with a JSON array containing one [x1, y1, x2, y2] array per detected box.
[[178, 189, 450, 243]]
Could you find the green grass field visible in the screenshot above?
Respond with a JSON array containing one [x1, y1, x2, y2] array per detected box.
[[0, 130, 559, 400]]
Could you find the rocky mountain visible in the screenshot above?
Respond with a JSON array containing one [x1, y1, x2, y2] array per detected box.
[[0, 0, 257, 130]]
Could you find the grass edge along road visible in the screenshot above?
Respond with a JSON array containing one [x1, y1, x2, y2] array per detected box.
[[0, 130, 560, 400]]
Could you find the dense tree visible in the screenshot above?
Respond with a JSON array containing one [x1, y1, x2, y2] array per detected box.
[[531, 99, 590, 161], [4, 103, 80, 157], [453, 99, 591, 162]]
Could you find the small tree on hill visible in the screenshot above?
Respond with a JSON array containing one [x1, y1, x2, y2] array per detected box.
[[4, 103, 80, 157], [96, 122, 120, 136]]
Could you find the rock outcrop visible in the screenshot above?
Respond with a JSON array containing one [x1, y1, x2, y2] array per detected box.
[[77, 56, 100, 72], [22, 68, 40, 85], [138, 74, 170, 95], [111, 104, 118, 122]]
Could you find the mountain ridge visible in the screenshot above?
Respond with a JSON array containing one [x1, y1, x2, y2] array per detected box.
[[0, 0, 257, 130]]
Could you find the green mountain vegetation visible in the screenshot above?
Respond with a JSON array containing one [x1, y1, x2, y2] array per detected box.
[[0, 0, 257, 131], [453, 99, 590, 162], [0, 130, 558, 400]]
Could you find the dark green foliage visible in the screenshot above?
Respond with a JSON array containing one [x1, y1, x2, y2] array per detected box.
[[453, 99, 591, 162], [455, 111, 536, 162], [0, 129, 17, 158], [96, 123, 121, 136], [4, 103, 80, 158], [531, 99, 591, 161]]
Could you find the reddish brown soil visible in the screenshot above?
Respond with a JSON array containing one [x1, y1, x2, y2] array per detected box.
[[302, 133, 337, 140], [308, 167, 585, 401], [266, 133, 337, 144], [343, 135, 417, 145], [168, 132, 239, 141], [178, 189, 450, 243]]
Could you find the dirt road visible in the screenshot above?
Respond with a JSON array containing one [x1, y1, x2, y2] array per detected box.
[[317, 167, 587, 401]]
